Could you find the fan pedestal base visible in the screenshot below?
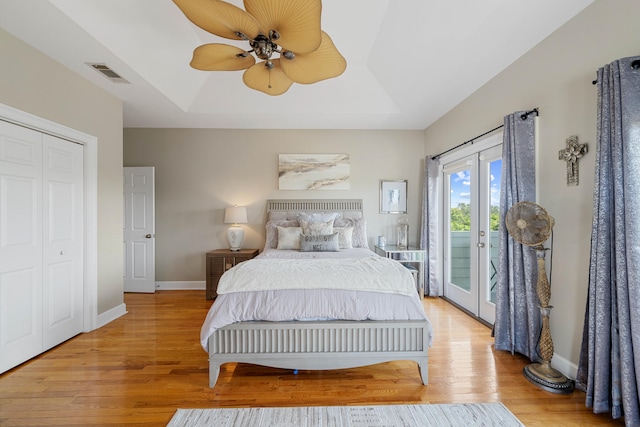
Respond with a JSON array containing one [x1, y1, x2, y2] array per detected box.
[[523, 363, 575, 394]]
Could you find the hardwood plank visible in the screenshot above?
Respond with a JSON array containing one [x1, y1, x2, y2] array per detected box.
[[0, 291, 625, 426]]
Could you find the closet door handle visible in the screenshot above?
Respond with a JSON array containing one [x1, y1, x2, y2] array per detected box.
[[146, 234, 152, 238]]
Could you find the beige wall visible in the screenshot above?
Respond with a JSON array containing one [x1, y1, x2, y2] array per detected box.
[[424, 0, 640, 374], [0, 28, 124, 315], [124, 129, 425, 281]]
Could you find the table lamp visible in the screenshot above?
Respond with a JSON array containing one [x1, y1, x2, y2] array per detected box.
[[224, 206, 247, 251]]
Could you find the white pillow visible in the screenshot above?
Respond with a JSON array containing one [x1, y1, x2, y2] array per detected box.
[[276, 226, 302, 250], [334, 217, 368, 248], [264, 220, 299, 251], [334, 226, 354, 249], [299, 232, 340, 252]]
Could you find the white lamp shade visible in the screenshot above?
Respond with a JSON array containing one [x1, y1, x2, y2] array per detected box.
[[224, 206, 247, 224]]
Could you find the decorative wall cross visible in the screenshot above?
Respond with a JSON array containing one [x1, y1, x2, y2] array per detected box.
[[558, 135, 588, 186]]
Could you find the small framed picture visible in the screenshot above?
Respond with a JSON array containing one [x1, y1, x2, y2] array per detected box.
[[380, 180, 407, 214]]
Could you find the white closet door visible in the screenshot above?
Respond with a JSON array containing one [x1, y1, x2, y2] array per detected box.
[[42, 134, 84, 350], [0, 123, 84, 373], [0, 121, 43, 372]]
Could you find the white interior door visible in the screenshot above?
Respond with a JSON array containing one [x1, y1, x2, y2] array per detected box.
[[123, 167, 155, 293], [42, 134, 84, 350], [442, 140, 501, 325], [0, 122, 43, 371]]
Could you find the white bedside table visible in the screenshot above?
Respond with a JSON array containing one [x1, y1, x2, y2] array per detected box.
[[375, 245, 426, 298]]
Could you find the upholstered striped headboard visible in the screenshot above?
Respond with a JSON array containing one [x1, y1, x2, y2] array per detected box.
[[266, 199, 363, 215]]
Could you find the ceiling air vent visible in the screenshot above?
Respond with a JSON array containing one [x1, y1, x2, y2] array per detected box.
[[86, 63, 129, 83]]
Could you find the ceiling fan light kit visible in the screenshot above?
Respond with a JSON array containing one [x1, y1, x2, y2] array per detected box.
[[174, 0, 346, 95], [505, 201, 575, 394]]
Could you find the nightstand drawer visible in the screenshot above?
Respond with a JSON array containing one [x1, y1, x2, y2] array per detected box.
[[210, 256, 239, 276]]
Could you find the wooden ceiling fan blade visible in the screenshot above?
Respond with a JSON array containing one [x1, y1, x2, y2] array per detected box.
[[173, 0, 259, 41], [191, 44, 255, 71], [243, 59, 293, 95], [280, 32, 346, 84], [245, 0, 322, 54]]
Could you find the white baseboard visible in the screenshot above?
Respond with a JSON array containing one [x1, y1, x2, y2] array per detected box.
[[155, 281, 205, 291], [551, 353, 578, 380], [96, 303, 127, 328]]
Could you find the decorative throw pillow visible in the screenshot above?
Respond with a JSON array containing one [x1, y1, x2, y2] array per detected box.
[[276, 226, 302, 250], [298, 212, 341, 223], [299, 218, 334, 236], [299, 232, 340, 252], [333, 226, 354, 249], [267, 212, 287, 221], [264, 220, 299, 251], [334, 217, 368, 248]]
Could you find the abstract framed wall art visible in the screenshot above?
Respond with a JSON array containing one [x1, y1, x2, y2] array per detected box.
[[278, 154, 350, 190], [380, 179, 407, 213]]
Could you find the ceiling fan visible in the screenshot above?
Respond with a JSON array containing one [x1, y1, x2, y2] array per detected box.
[[173, 0, 347, 95]]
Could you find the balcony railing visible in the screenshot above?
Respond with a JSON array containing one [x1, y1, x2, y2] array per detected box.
[[449, 231, 499, 302]]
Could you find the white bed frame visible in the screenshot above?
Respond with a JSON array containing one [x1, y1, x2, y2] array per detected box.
[[207, 199, 429, 386]]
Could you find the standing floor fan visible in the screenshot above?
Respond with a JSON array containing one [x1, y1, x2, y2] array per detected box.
[[505, 201, 575, 394]]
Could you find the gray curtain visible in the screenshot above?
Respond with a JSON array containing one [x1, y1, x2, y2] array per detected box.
[[493, 111, 538, 361], [420, 156, 440, 296], [576, 55, 640, 426]]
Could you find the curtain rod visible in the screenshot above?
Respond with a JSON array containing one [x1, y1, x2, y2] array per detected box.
[[431, 108, 539, 161], [592, 59, 640, 84]]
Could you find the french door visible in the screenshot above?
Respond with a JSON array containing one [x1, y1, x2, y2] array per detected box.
[[442, 144, 501, 325]]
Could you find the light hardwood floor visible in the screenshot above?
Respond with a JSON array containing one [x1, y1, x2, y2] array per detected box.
[[0, 291, 625, 426]]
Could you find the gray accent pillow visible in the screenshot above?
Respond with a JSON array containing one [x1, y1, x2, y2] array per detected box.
[[299, 232, 340, 252]]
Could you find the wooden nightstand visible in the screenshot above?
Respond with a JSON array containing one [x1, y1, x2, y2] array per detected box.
[[205, 249, 259, 300]]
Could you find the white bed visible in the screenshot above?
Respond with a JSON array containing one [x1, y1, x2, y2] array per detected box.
[[201, 199, 432, 387]]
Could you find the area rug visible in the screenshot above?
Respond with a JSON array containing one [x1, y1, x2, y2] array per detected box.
[[167, 403, 524, 426]]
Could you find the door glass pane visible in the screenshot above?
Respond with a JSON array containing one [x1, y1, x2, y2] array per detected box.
[[449, 169, 471, 292], [489, 159, 502, 304]]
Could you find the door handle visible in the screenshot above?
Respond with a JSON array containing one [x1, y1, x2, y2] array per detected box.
[[146, 234, 152, 238], [477, 242, 485, 248]]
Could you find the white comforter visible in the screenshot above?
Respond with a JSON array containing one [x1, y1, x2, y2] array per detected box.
[[217, 256, 417, 296], [200, 249, 431, 351]]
